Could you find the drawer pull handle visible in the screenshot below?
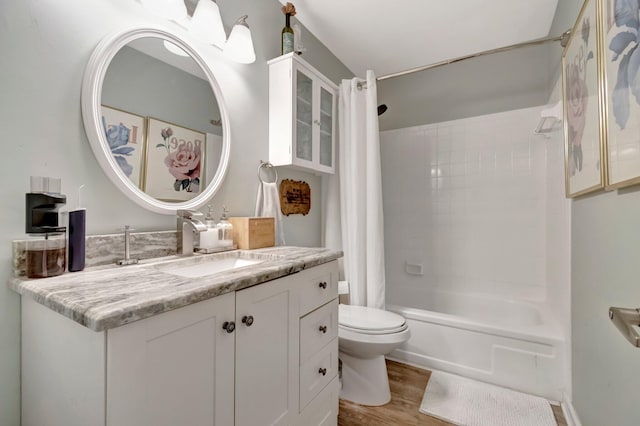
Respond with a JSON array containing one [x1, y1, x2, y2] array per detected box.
[[318, 367, 327, 376], [318, 281, 327, 289], [242, 315, 254, 327], [319, 325, 328, 334], [222, 321, 236, 333]]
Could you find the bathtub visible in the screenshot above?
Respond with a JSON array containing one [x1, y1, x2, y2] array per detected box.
[[387, 290, 566, 401]]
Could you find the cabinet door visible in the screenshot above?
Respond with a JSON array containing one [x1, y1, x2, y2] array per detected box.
[[235, 278, 299, 426], [294, 65, 315, 168], [317, 81, 335, 173], [106, 293, 235, 426]]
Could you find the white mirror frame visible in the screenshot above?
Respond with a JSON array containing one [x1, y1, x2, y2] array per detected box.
[[81, 27, 231, 215]]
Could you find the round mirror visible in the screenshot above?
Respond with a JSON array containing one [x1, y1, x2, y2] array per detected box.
[[81, 28, 230, 214]]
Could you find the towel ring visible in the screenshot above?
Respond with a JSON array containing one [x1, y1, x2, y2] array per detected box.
[[258, 161, 278, 184]]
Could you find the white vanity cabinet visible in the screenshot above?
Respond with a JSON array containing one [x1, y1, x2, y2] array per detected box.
[[21, 260, 339, 426], [268, 53, 338, 174]]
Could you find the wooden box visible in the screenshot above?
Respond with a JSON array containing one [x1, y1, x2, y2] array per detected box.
[[228, 217, 275, 249]]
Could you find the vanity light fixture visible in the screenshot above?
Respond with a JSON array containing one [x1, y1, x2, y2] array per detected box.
[[139, 0, 187, 20], [224, 15, 256, 64], [190, 0, 227, 49], [142, 0, 256, 64]]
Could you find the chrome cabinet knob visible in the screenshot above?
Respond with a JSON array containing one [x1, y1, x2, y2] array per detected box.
[[318, 367, 327, 376], [319, 325, 327, 334], [222, 321, 235, 333], [242, 315, 254, 327], [318, 281, 327, 289]]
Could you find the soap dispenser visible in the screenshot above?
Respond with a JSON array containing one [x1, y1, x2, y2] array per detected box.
[[198, 205, 219, 250], [218, 206, 234, 248]]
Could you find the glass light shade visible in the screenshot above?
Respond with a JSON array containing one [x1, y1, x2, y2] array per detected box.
[[139, 0, 188, 20], [190, 0, 227, 49], [163, 40, 189, 57], [224, 16, 256, 64]]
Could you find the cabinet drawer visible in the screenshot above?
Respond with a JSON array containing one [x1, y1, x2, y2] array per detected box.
[[299, 261, 338, 316], [296, 376, 339, 426], [299, 337, 338, 410], [300, 300, 338, 364]]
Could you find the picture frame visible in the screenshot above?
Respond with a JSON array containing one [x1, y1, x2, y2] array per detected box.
[[100, 105, 146, 188], [600, 0, 640, 188], [143, 117, 206, 202], [562, 0, 606, 197]]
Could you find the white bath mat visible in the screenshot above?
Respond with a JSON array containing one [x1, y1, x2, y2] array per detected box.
[[419, 371, 556, 426]]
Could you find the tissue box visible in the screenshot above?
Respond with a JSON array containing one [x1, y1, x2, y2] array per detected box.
[[228, 217, 275, 249]]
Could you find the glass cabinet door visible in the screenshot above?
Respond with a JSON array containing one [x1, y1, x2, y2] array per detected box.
[[295, 70, 313, 162], [319, 86, 333, 168]]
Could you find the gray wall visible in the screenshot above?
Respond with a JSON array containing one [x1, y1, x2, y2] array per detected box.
[[376, 43, 556, 130], [572, 190, 640, 425], [0, 0, 352, 424]]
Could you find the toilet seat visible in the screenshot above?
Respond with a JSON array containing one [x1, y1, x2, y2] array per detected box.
[[339, 304, 408, 335]]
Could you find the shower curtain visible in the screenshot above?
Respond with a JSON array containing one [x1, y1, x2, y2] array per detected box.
[[324, 70, 385, 309]]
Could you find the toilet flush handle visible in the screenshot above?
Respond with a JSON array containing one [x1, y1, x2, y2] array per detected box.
[[318, 281, 327, 289]]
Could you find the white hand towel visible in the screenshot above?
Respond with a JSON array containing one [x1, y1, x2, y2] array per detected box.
[[255, 181, 286, 246]]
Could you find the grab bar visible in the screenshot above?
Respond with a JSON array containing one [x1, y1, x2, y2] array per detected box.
[[609, 307, 640, 348]]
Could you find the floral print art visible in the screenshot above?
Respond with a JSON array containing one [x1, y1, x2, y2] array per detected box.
[[156, 126, 201, 193], [566, 16, 595, 176], [102, 115, 135, 177], [609, 0, 640, 130]]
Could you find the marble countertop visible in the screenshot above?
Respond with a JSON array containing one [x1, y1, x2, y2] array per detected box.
[[8, 246, 342, 332]]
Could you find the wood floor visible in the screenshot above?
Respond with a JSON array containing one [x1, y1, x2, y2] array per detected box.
[[337, 360, 567, 426]]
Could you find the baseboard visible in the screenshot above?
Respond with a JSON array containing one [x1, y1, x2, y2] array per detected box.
[[561, 399, 582, 426]]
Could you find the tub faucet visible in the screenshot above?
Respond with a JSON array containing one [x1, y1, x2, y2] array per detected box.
[[177, 210, 208, 256]]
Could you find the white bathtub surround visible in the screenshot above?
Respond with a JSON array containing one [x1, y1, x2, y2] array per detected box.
[[380, 105, 570, 400], [330, 70, 385, 309], [420, 371, 557, 426], [388, 290, 565, 400]]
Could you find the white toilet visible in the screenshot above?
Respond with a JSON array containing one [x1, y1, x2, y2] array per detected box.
[[338, 302, 411, 406]]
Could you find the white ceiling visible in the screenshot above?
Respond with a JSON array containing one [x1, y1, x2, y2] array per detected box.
[[279, 0, 560, 77]]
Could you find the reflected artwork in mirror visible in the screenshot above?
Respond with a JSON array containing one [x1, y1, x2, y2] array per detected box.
[[82, 28, 230, 214]]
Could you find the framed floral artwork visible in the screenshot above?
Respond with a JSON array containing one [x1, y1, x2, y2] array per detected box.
[[100, 105, 146, 188], [601, 0, 640, 188], [143, 117, 205, 201], [562, 0, 606, 197]]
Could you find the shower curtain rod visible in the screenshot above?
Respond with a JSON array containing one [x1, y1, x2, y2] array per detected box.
[[357, 29, 572, 89]]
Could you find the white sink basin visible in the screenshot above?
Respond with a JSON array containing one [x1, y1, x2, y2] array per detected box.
[[162, 257, 264, 278]]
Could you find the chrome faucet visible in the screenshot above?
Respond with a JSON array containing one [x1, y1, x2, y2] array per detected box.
[[117, 225, 139, 265], [176, 210, 208, 256]]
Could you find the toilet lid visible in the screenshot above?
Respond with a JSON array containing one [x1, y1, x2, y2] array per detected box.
[[339, 304, 406, 332]]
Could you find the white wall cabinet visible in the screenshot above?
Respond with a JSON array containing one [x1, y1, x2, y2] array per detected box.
[[269, 53, 338, 174], [21, 261, 339, 426]]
